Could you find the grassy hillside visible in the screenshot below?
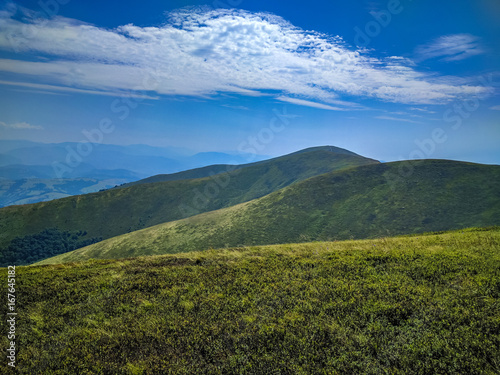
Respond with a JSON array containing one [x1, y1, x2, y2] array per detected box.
[[6, 228, 500, 374], [0, 147, 378, 252], [41, 159, 500, 264]]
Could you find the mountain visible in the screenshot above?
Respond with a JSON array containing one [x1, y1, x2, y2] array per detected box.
[[38, 159, 500, 264], [0, 147, 378, 256]]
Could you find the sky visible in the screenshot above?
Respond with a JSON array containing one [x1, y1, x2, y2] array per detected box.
[[0, 0, 499, 163]]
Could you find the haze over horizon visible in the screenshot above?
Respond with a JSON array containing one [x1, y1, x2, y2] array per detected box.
[[0, 0, 499, 165]]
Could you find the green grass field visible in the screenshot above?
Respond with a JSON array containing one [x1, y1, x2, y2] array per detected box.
[[3, 227, 500, 374]]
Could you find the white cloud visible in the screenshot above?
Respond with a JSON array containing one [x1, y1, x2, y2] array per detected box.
[[0, 121, 43, 130], [222, 104, 249, 110], [8, 88, 69, 96], [490, 105, 500, 111], [277, 96, 346, 111], [415, 34, 485, 62], [375, 116, 422, 124], [0, 78, 159, 99], [0, 7, 492, 106], [410, 107, 436, 114]]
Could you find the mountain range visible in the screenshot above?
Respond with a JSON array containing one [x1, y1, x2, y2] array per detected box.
[[1, 145, 499, 266]]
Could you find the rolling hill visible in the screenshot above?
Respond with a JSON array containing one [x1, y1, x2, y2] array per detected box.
[[0, 146, 378, 262], [38, 159, 500, 264]]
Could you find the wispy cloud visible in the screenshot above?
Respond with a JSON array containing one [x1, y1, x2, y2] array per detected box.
[[388, 111, 409, 116], [0, 78, 159, 99], [415, 34, 485, 62], [0, 121, 43, 130], [375, 116, 422, 124], [8, 88, 69, 96], [277, 97, 347, 111], [490, 105, 500, 111], [387, 111, 425, 119], [222, 104, 250, 111], [0, 7, 491, 106], [410, 107, 436, 114]]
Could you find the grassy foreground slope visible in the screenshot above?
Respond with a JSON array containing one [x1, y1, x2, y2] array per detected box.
[[0, 147, 377, 250], [41, 160, 500, 264], [5, 228, 500, 374]]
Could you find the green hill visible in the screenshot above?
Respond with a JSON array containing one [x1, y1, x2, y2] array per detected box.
[[0, 147, 378, 264], [39, 159, 500, 264], [7, 228, 500, 374]]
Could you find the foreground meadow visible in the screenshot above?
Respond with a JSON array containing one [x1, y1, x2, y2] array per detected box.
[[2, 227, 499, 374]]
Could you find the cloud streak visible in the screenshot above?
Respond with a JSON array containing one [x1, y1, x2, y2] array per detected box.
[[0, 121, 43, 130], [0, 7, 491, 108], [415, 34, 485, 62], [0, 78, 159, 99], [277, 96, 346, 111], [375, 116, 422, 124]]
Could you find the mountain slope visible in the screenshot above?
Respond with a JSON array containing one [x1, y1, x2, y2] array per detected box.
[[38, 159, 500, 264], [0, 147, 378, 252]]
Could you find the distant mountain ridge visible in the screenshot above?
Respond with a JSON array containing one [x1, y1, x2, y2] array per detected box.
[[0, 140, 268, 177], [0, 177, 138, 207], [0, 140, 270, 207]]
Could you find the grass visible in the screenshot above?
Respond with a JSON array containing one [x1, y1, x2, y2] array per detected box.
[[3, 227, 500, 374]]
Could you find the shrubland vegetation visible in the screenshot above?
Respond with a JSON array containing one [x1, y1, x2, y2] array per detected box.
[[4, 227, 500, 374]]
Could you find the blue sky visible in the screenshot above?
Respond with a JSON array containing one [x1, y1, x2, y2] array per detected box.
[[0, 0, 499, 163]]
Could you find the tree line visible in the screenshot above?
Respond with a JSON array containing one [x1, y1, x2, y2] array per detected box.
[[0, 228, 102, 266]]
